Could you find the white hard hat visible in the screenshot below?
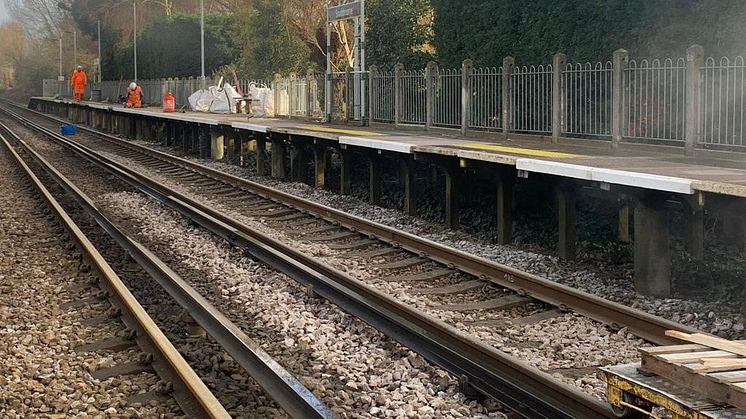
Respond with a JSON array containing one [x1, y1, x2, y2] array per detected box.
[[76, 65, 82, 70], [129, 82, 137, 90]]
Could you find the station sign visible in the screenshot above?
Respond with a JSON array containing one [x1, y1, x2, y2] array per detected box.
[[328, 1, 362, 22]]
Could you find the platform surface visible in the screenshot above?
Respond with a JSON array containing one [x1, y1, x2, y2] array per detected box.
[[34, 97, 746, 198]]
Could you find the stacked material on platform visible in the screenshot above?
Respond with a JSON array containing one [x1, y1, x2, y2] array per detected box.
[[188, 82, 242, 114]]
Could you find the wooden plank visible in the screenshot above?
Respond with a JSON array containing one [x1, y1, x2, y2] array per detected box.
[[665, 331, 746, 357], [685, 362, 746, 374], [385, 269, 455, 282], [656, 350, 736, 363], [708, 370, 746, 384], [640, 343, 719, 355]]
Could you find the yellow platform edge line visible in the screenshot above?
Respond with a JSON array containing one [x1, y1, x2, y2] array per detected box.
[[298, 124, 385, 136], [460, 143, 582, 158]]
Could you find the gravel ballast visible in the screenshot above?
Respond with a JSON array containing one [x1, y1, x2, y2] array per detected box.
[[0, 142, 180, 417], [7, 117, 507, 417]]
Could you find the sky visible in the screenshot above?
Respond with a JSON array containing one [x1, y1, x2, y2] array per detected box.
[[0, 1, 9, 25]]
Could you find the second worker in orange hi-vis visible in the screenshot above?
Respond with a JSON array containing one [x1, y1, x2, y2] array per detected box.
[[125, 82, 143, 108], [70, 65, 87, 101]]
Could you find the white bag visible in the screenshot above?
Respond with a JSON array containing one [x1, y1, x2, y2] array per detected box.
[[249, 83, 275, 118], [188, 89, 212, 112]]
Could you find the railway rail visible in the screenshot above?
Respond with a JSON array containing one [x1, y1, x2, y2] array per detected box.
[[1, 100, 701, 418], [0, 123, 229, 418], [0, 116, 334, 418]]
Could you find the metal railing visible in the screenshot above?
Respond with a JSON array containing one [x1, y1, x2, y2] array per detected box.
[[370, 69, 395, 123], [511, 64, 553, 133], [468, 66, 503, 131], [400, 69, 427, 125], [564, 62, 613, 137], [42, 44, 746, 153], [623, 58, 687, 142], [700, 56, 746, 149], [433, 67, 461, 128]]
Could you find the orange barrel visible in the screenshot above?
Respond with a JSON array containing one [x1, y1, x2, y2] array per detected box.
[[163, 92, 175, 113]]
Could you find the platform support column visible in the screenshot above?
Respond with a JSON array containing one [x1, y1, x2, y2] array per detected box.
[[135, 118, 143, 141], [199, 126, 210, 159], [686, 193, 706, 260], [399, 156, 416, 216], [270, 137, 286, 179], [340, 148, 352, 195], [369, 154, 382, 205], [557, 184, 577, 260], [634, 195, 671, 297], [290, 144, 307, 182], [444, 161, 460, 229], [495, 169, 514, 245], [211, 128, 224, 160], [612, 49, 629, 149], [618, 204, 631, 243], [313, 145, 327, 188], [256, 136, 266, 175]]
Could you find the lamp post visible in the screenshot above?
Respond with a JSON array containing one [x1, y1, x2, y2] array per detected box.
[[133, 2, 138, 82], [200, 0, 205, 89], [97, 20, 102, 83]]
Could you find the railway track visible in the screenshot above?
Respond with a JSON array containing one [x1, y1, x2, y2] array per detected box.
[[0, 115, 334, 418], [0, 124, 228, 417], [2, 101, 700, 417]]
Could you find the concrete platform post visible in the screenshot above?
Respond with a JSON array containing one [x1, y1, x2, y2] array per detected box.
[[444, 161, 460, 229], [612, 49, 629, 149], [552, 53, 567, 143], [256, 136, 267, 175], [495, 169, 514, 245], [399, 156, 416, 216], [199, 126, 210, 159], [502, 56, 515, 138], [425, 61, 437, 131], [211, 128, 225, 160], [685, 45, 704, 156], [557, 184, 577, 260], [270, 137, 287, 179], [618, 204, 631, 243], [460, 59, 473, 136], [368, 154, 382, 205], [686, 193, 706, 260], [394, 63, 404, 128], [313, 145, 327, 188], [135, 118, 143, 141], [290, 145, 307, 182], [634, 195, 671, 297], [340, 148, 352, 195]]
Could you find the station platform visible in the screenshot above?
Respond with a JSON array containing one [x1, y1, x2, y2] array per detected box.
[[29, 97, 746, 199], [17, 97, 746, 303]]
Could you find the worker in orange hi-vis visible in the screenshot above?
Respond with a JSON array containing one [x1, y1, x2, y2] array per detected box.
[[125, 82, 143, 108], [70, 65, 87, 101]]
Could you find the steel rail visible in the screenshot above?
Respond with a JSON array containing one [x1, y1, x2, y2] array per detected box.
[[0, 120, 335, 419], [7, 101, 696, 346], [3, 105, 615, 418], [0, 130, 231, 419]]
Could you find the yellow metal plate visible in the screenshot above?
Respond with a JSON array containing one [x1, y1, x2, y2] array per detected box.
[[298, 125, 385, 136], [459, 143, 581, 158]]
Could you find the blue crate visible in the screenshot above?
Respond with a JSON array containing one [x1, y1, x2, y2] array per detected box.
[[60, 124, 77, 136]]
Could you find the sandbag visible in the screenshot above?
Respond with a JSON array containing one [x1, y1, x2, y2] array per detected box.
[[249, 83, 275, 118]]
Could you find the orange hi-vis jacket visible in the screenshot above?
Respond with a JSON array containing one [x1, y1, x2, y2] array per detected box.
[[71, 70, 87, 92], [127, 86, 143, 108]]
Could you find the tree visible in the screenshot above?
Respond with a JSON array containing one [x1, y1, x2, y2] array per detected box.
[[365, 0, 433, 69]]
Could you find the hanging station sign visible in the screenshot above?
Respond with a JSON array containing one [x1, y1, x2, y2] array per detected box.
[[327, 1, 362, 22]]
